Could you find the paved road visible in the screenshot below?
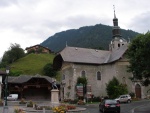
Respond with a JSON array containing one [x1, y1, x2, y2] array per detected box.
[[0, 100, 150, 113]]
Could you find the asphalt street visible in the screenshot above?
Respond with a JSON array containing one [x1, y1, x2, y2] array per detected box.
[[0, 100, 150, 113]]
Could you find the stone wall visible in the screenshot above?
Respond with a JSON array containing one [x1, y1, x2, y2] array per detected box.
[[60, 58, 150, 100]]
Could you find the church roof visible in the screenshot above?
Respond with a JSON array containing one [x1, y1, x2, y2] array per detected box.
[[60, 47, 110, 64], [108, 44, 128, 62], [55, 44, 128, 65]]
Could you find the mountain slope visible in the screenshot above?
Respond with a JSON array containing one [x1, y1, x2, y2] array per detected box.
[[41, 24, 139, 52], [10, 53, 55, 75]]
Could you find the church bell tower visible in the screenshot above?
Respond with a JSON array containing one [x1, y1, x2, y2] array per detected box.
[[109, 6, 127, 51]]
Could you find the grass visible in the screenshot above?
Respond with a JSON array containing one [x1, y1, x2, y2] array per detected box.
[[10, 53, 55, 75]]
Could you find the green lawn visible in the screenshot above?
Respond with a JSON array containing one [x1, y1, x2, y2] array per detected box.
[[10, 53, 55, 75]]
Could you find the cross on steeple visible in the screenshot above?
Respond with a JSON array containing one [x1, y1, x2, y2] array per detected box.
[[113, 5, 116, 18]]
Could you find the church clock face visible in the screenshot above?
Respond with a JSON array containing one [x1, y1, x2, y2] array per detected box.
[[120, 39, 123, 42]]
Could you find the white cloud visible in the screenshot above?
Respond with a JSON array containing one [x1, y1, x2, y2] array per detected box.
[[0, 0, 150, 58]]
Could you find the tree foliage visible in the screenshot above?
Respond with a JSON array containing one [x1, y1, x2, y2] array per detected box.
[[0, 43, 25, 68], [43, 63, 57, 77], [76, 77, 88, 85], [127, 32, 150, 86], [106, 77, 128, 98]]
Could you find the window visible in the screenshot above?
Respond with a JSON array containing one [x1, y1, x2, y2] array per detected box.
[[97, 71, 101, 80], [81, 70, 86, 77], [62, 74, 65, 80]]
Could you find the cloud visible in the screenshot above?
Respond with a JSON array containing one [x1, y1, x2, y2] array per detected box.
[[0, 0, 18, 7], [0, 0, 150, 58], [128, 11, 150, 33]]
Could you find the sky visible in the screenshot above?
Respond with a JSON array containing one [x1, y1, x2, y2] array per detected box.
[[0, 0, 150, 58]]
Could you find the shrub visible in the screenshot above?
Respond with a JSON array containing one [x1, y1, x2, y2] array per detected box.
[[92, 96, 101, 102], [53, 105, 68, 113], [26, 100, 34, 107], [77, 100, 85, 105], [14, 106, 25, 113], [106, 77, 128, 98], [129, 92, 135, 98], [19, 98, 27, 104], [53, 104, 76, 113], [69, 99, 78, 104]]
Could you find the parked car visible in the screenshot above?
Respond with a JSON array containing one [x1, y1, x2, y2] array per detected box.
[[99, 99, 120, 113], [115, 94, 131, 103], [7, 94, 18, 101]]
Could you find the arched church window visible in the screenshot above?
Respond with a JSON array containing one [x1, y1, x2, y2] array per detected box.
[[97, 71, 101, 80], [81, 70, 86, 77], [118, 43, 120, 47]]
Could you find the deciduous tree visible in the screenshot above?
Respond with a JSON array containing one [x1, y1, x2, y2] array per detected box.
[[0, 43, 25, 67], [106, 77, 128, 98], [127, 32, 150, 86], [43, 63, 57, 77]]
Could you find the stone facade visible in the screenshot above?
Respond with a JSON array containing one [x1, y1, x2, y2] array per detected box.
[[59, 57, 150, 100], [60, 57, 131, 100]]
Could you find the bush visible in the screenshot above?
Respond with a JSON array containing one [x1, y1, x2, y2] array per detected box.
[[77, 100, 85, 105], [69, 99, 78, 104], [14, 106, 25, 113], [129, 92, 135, 98], [92, 96, 101, 102], [53, 104, 76, 112], [27, 100, 34, 107], [106, 77, 128, 98], [19, 98, 27, 104]]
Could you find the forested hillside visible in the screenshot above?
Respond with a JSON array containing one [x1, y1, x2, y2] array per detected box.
[[41, 24, 139, 52]]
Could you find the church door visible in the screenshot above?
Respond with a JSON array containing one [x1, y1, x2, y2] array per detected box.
[[135, 84, 141, 98]]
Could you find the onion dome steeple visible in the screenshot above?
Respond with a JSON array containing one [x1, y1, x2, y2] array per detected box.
[[112, 5, 121, 38]]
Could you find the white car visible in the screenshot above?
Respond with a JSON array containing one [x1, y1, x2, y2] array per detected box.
[[115, 94, 131, 103], [7, 94, 18, 101]]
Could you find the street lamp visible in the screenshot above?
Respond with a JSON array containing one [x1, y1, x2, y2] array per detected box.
[[5, 66, 9, 106]]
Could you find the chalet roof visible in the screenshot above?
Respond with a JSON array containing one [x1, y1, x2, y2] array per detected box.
[[55, 44, 128, 65], [25, 44, 50, 51], [8, 74, 57, 84]]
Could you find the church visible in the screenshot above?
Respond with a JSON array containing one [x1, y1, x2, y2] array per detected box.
[[53, 10, 150, 100]]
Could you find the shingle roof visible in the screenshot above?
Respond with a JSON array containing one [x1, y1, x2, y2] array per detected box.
[[8, 74, 57, 84], [108, 44, 128, 62], [57, 44, 128, 64]]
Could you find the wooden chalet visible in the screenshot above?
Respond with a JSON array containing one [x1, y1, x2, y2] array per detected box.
[[7, 75, 60, 100], [25, 45, 51, 54]]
